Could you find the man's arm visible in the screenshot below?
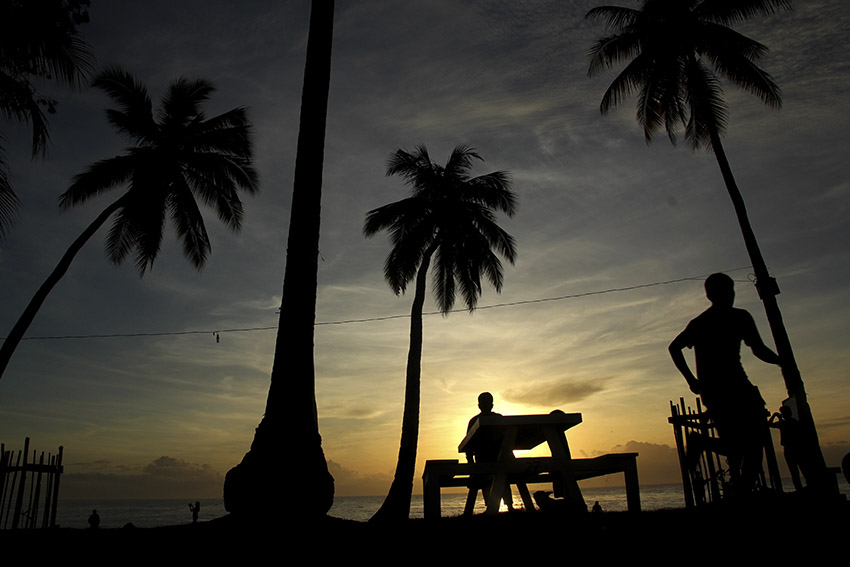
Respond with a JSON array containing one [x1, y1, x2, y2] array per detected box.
[[669, 332, 700, 395], [741, 311, 780, 365], [752, 342, 780, 365]]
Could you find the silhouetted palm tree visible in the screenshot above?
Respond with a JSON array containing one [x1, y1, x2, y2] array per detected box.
[[365, 144, 517, 520], [223, 0, 336, 518], [587, 0, 830, 490], [0, 67, 258, 381], [0, 0, 95, 237]]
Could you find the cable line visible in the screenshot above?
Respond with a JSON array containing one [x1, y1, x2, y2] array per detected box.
[[2, 266, 751, 342]]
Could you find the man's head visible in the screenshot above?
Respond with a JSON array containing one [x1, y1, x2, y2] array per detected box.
[[705, 273, 735, 308], [478, 392, 494, 412]]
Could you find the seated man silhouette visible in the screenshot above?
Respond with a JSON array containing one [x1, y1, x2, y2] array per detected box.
[[465, 392, 514, 512], [669, 273, 780, 494]]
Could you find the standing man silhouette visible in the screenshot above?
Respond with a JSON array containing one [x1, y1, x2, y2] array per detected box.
[[669, 273, 780, 492]]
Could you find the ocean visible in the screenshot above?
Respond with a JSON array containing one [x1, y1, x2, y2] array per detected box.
[[52, 480, 849, 529]]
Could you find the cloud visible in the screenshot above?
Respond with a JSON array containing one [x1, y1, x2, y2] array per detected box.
[[502, 378, 607, 406], [573, 440, 682, 488], [328, 460, 391, 497], [62, 456, 224, 500]]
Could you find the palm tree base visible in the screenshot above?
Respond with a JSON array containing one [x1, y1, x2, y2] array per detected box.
[[369, 478, 413, 522], [224, 439, 334, 519]]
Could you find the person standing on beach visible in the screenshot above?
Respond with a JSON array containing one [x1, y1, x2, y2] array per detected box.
[[189, 501, 201, 523], [88, 509, 100, 528], [669, 273, 780, 493]]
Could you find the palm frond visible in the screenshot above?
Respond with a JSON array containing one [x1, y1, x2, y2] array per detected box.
[[598, 51, 651, 115], [587, 31, 643, 78], [123, 183, 167, 276], [433, 241, 458, 313], [160, 77, 215, 128], [464, 171, 517, 216], [696, 0, 792, 25], [444, 144, 480, 179], [698, 28, 781, 109], [585, 6, 641, 30], [93, 67, 157, 143], [104, 204, 137, 268], [61, 154, 137, 209], [168, 179, 212, 270], [685, 59, 729, 149], [0, 151, 20, 238], [471, 212, 518, 264], [0, 70, 51, 156]]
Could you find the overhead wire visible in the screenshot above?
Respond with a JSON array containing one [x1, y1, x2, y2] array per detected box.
[[3, 266, 752, 342]]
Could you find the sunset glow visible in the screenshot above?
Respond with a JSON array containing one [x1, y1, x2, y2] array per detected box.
[[1, 1, 848, 502]]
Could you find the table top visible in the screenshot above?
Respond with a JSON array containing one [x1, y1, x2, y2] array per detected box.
[[458, 412, 582, 453]]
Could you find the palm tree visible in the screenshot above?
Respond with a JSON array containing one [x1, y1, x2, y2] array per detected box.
[[0, 0, 95, 237], [0, 66, 258, 381], [365, 144, 518, 521], [586, 0, 831, 491], [223, 0, 336, 519]]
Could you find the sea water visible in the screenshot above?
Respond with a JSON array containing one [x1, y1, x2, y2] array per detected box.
[[52, 477, 850, 528]]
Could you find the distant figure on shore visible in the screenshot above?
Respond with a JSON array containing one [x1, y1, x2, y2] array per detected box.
[[467, 392, 514, 512], [669, 273, 780, 494], [769, 404, 804, 491], [88, 509, 100, 529], [189, 501, 201, 523], [591, 500, 603, 513]]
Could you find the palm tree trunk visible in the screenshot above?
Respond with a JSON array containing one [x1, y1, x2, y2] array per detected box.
[[370, 243, 437, 522], [709, 131, 831, 492], [224, 0, 336, 518], [0, 197, 125, 381]]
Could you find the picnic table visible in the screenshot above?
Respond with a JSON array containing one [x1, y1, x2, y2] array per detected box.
[[422, 413, 640, 518]]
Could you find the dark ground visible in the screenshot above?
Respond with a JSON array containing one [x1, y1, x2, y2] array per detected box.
[[2, 493, 847, 561]]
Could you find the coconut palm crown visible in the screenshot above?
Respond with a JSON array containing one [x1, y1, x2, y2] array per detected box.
[[0, 66, 257, 381], [586, 0, 790, 149], [62, 67, 258, 273], [365, 144, 518, 313], [364, 144, 517, 521]]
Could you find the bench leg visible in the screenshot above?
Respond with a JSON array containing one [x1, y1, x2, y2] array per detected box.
[[423, 476, 442, 519], [624, 461, 641, 512], [487, 474, 509, 514], [516, 482, 535, 512], [464, 487, 478, 515]]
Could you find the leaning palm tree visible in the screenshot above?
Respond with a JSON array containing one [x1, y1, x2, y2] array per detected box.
[[586, 0, 830, 490], [365, 144, 517, 521], [0, 66, 258, 381], [0, 0, 95, 237]]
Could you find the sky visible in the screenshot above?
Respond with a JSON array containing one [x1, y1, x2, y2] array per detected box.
[[1, 1, 849, 501]]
